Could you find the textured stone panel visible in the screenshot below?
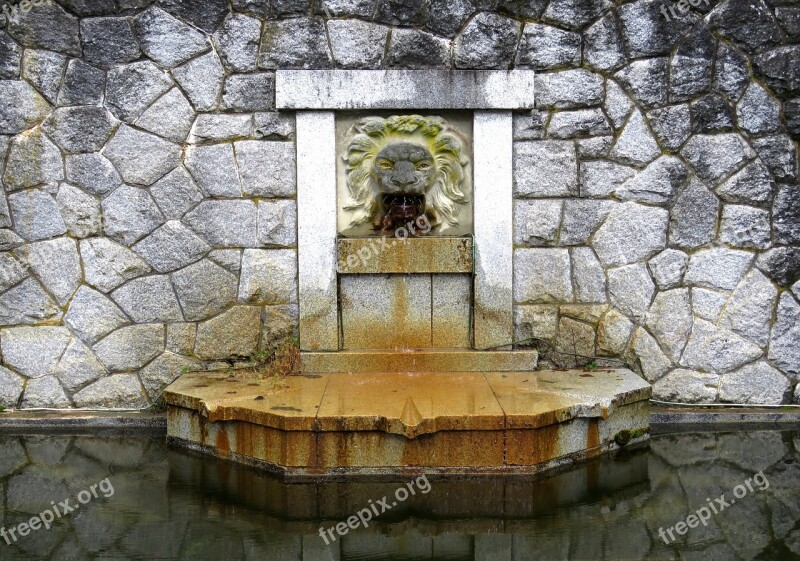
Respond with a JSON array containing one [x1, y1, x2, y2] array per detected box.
[[103, 125, 180, 186], [93, 324, 165, 372], [513, 248, 573, 303], [172, 259, 238, 321], [80, 238, 151, 293], [194, 306, 262, 360], [514, 141, 577, 197], [234, 141, 295, 197], [184, 200, 258, 248], [111, 276, 184, 323], [64, 286, 129, 345], [0, 326, 71, 378], [238, 249, 297, 305]]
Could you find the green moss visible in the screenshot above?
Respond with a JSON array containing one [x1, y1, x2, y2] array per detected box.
[[613, 427, 650, 447]]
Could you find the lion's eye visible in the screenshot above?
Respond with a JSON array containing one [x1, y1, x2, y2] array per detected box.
[[416, 163, 432, 171], [377, 160, 394, 170]]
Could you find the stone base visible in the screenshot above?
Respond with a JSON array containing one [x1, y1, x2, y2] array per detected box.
[[300, 349, 539, 373], [165, 369, 651, 478]]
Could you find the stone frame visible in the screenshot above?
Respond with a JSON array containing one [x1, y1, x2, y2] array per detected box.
[[277, 70, 536, 351]]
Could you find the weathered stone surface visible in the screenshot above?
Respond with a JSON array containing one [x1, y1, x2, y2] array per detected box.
[[653, 369, 718, 404], [616, 156, 688, 204], [720, 205, 771, 249], [166, 323, 196, 355], [235, 141, 295, 197], [53, 339, 107, 393], [7, 1, 80, 55], [603, 80, 633, 130], [648, 249, 688, 290], [208, 249, 241, 274], [111, 275, 184, 323], [769, 292, 800, 380], [0, 278, 61, 325], [4, 129, 63, 191], [317, 0, 376, 19], [669, 178, 719, 249], [646, 105, 691, 151], [579, 161, 636, 198], [618, 0, 694, 57], [73, 374, 149, 408], [560, 200, 613, 245], [614, 58, 668, 108], [708, 0, 781, 54], [547, 109, 610, 138], [0, 230, 24, 252], [669, 25, 715, 103], [572, 247, 606, 304], [0, 253, 26, 293], [515, 23, 580, 70], [257, 200, 297, 247], [584, 15, 624, 71], [514, 141, 577, 197], [57, 59, 105, 107], [513, 200, 561, 246], [190, 114, 253, 143], [535, 69, 603, 109], [80, 17, 141, 65], [513, 248, 573, 303], [194, 306, 261, 359], [171, 259, 238, 321], [543, 0, 608, 29], [172, 51, 224, 112], [0, 81, 50, 134], [690, 93, 734, 133], [64, 286, 129, 344], [238, 249, 297, 305], [632, 327, 672, 383], [513, 304, 558, 342], [221, 73, 274, 112], [719, 270, 777, 347], [133, 7, 209, 68], [93, 324, 165, 372], [0, 30, 22, 79], [513, 110, 547, 141], [682, 133, 753, 184], [42, 106, 116, 153], [258, 17, 333, 69], [184, 144, 241, 197], [102, 185, 165, 246], [21, 48, 67, 104], [64, 153, 122, 197], [0, 366, 23, 408], [104, 125, 180, 186], [135, 88, 195, 143], [774, 184, 800, 244], [717, 161, 774, 204], [133, 221, 210, 273], [720, 361, 790, 405], [80, 238, 151, 293], [0, 326, 71, 377], [685, 247, 754, 291], [254, 112, 294, 140], [681, 319, 763, 373], [260, 304, 298, 348], [692, 287, 728, 322], [21, 376, 71, 408], [737, 83, 781, 136], [646, 289, 692, 361], [754, 45, 800, 97], [105, 61, 173, 122], [184, 201, 258, 248], [18, 237, 81, 306], [424, 0, 472, 37], [553, 317, 595, 367], [787, 98, 800, 140], [7, 189, 66, 241], [751, 135, 798, 183], [597, 308, 633, 356], [149, 167, 203, 220], [496, 0, 546, 20], [453, 12, 520, 69], [713, 42, 749, 101], [213, 14, 261, 72], [593, 202, 668, 267], [609, 110, 660, 167], [159, 0, 229, 33], [575, 136, 612, 158], [608, 263, 655, 321], [386, 28, 448, 69], [140, 351, 198, 400]]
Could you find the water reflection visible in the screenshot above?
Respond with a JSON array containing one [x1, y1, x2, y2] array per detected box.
[[0, 430, 798, 560]]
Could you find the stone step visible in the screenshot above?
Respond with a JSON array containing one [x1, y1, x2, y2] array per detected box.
[[300, 349, 539, 373]]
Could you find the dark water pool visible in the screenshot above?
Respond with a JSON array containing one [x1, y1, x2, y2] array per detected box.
[[0, 430, 798, 560]]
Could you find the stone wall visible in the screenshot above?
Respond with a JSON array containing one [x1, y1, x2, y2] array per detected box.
[[0, 0, 797, 408]]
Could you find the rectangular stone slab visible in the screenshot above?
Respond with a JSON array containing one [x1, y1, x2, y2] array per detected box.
[[337, 237, 473, 274], [300, 349, 539, 372]]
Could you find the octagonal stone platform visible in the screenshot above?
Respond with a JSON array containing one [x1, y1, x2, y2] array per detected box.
[[165, 367, 651, 478]]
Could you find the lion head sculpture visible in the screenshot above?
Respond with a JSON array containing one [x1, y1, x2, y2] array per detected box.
[[342, 115, 470, 234]]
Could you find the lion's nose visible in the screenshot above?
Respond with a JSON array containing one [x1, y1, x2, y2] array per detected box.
[[392, 175, 417, 186]]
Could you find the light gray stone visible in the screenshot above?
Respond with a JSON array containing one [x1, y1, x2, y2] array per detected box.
[[720, 205, 771, 249], [238, 249, 297, 305], [0, 80, 50, 134], [514, 141, 577, 197], [7, 189, 66, 241], [189, 114, 253, 143], [597, 308, 633, 356], [737, 83, 781, 136], [21, 376, 70, 408], [0, 253, 26, 293], [716, 161, 774, 204], [751, 135, 797, 183], [0, 278, 61, 325], [604, 80, 633, 130], [18, 237, 81, 306], [685, 248, 755, 290], [609, 110, 660, 167], [139, 352, 198, 400], [149, 167, 203, 220], [172, 51, 224, 112], [328, 19, 388, 69], [0, 30, 22, 79], [208, 249, 241, 274], [572, 247, 606, 303], [166, 323, 196, 355], [554, 317, 595, 367], [134, 88, 194, 143], [56, 183, 102, 238], [105, 61, 173, 122], [257, 200, 297, 247], [513, 200, 561, 246], [171, 259, 238, 321], [72, 374, 149, 408], [608, 263, 655, 321], [258, 17, 333, 70], [681, 318, 763, 373], [184, 201, 258, 248], [104, 125, 180, 186], [632, 327, 672, 382], [453, 12, 520, 70], [102, 185, 165, 246], [133, 7, 209, 68], [64, 286, 129, 345], [21, 48, 66, 104], [111, 275, 184, 323], [583, 15, 625, 71], [64, 153, 121, 197], [719, 270, 777, 347], [52, 338, 107, 392], [692, 287, 729, 323], [386, 28, 450, 69], [1, 326, 71, 378], [579, 161, 636, 198], [254, 112, 294, 140], [213, 13, 261, 72], [534, 69, 603, 109], [614, 58, 669, 108], [714, 42, 749, 101], [513, 248, 573, 303], [542, 0, 608, 29], [681, 133, 755, 184], [42, 106, 116, 154], [184, 144, 242, 197], [516, 23, 580, 70], [513, 110, 547, 141], [133, 221, 210, 273], [80, 238, 151, 293], [79, 16, 141, 66], [57, 59, 105, 106], [653, 369, 718, 404], [0, 230, 24, 251], [616, 156, 688, 204], [560, 200, 613, 246], [720, 361, 790, 404], [261, 304, 298, 348], [547, 109, 610, 139], [0, 366, 23, 408], [575, 136, 613, 158], [669, 178, 720, 249], [235, 141, 295, 197], [769, 293, 800, 380], [648, 250, 688, 290], [592, 202, 668, 267], [194, 306, 261, 360], [221, 73, 275, 112], [4, 129, 63, 191], [646, 104, 692, 151], [514, 305, 558, 342], [646, 289, 693, 361], [93, 324, 165, 372]]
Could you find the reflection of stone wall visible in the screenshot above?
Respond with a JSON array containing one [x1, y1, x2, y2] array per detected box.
[[0, 0, 797, 408]]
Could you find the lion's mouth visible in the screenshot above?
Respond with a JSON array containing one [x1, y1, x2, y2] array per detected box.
[[382, 194, 426, 221]]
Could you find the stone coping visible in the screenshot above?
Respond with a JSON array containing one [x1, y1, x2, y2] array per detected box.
[[275, 70, 536, 109]]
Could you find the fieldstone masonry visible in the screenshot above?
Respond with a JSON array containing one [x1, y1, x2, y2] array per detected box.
[[0, 0, 798, 408]]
